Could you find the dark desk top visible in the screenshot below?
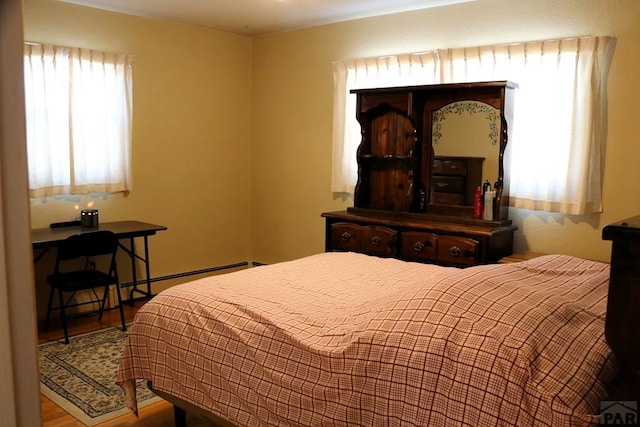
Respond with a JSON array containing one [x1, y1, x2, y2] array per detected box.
[[31, 220, 167, 248]]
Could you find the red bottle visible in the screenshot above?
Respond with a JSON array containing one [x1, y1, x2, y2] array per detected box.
[[473, 186, 483, 218]]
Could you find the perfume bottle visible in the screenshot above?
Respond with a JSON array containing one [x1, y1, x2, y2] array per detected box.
[[482, 180, 492, 197], [473, 186, 483, 218]]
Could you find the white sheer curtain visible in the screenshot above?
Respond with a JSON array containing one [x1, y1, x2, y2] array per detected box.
[[332, 36, 614, 215], [332, 52, 440, 194], [23, 43, 132, 198]]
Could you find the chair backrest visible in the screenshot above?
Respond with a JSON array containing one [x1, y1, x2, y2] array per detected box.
[[55, 230, 119, 271]]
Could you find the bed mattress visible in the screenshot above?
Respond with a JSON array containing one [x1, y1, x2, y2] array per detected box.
[[117, 252, 614, 426]]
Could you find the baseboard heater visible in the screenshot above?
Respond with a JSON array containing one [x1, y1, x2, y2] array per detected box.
[[120, 261, 249, 289]]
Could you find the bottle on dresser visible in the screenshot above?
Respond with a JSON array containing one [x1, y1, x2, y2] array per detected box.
[[474, 186, 483, 218], [483, 187, 495, 220]]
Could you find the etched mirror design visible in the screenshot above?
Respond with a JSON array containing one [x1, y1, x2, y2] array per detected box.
[[432, 101, 500, 185]]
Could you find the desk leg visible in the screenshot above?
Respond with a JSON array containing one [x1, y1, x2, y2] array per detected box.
[[118, 237, 154, 305], [129, 237, 138, 304], [33, 247, 51, 264], [143, 236, 151, 296]]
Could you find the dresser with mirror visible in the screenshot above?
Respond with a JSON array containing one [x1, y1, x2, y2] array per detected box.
[[322, 81, 518, 267]]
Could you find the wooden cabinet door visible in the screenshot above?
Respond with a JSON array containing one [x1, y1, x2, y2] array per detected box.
[[367, 111, 415, 212]]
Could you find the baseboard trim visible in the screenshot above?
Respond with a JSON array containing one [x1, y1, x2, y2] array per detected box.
[[251, 261, 268, 267], [120, 261, 249, 288]]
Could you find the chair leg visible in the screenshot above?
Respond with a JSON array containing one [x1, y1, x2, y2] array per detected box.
[[57, 288, 69, 344], [97, 286, 109, 320], [44, 285, 56, 331]]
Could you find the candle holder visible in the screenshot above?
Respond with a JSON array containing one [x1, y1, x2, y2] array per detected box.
[[80, 209, 99, 228]]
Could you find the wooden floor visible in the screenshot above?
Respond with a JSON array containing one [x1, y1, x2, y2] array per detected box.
[[39, 301, 213, 427]]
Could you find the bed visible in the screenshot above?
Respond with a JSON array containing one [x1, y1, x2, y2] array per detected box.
[[116, 251, 621, 426]]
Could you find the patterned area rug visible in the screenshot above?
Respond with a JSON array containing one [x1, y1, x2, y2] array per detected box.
[[39, 325, 162, 426]]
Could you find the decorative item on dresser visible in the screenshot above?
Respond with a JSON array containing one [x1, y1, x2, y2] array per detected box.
[[602, 215, 640, 402], [323, 81, 518, 267]]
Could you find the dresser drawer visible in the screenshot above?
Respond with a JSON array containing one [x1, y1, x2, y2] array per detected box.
[[330, 222, 362, 252], [431, 192, 465, 205], [323, 210, 515, 267], [436, 235, 479, 266], [361, 225, 397, 256], [432, 159, 467, 176], [330, 222, 397, 257], [432, 176, 464, 193], [399, 231, 437, 262]]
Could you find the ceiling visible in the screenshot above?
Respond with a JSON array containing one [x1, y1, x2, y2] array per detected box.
[[58, 0, 474, 36]]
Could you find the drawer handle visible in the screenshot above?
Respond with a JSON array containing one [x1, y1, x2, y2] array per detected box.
[[449, 246, 461, 257], [371, 236, 382, 246], [436, 182, 449, 188], [448, 165, 458, 171], [341, 232, 352, 242], [414, 241, 426, 252], [437, 199, 448, 204]]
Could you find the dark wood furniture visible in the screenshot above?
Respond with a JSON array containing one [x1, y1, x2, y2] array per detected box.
[[322, 210, 515, 267], [323, 81, 517, 267], [602, 216, 640, 401], [32, 220, 167, 301]]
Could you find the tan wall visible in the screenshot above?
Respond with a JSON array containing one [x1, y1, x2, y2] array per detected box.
[[21, 0, 640, 282], [23, 0, 254, 314], [251, 0, 640, 263]]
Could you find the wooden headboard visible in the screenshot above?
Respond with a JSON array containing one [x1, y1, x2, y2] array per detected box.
[[602, 215, 640, 401]]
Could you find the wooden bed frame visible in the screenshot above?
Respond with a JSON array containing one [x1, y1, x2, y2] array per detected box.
[[148, 385, 234, 427], [601, 215, 640, 401], [149, 216, 640, 426]]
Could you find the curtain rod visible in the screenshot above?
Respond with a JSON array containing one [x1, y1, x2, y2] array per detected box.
[[23, 41, 133, 57]]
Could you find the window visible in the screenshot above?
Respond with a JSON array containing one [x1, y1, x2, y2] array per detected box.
[[332, 36, 614, 215], [23, 43, 133, 198]]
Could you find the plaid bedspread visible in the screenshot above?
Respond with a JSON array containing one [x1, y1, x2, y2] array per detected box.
[[116, 252, 615, 426]]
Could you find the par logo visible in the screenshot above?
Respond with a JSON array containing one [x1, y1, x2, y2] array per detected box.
[[600, 401, 638, 425]]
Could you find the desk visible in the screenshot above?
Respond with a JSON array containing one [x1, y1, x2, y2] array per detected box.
[[32, 221, 167, 302]]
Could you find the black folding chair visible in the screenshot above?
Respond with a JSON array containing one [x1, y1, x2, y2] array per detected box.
[[44, 230, 126, 344]]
